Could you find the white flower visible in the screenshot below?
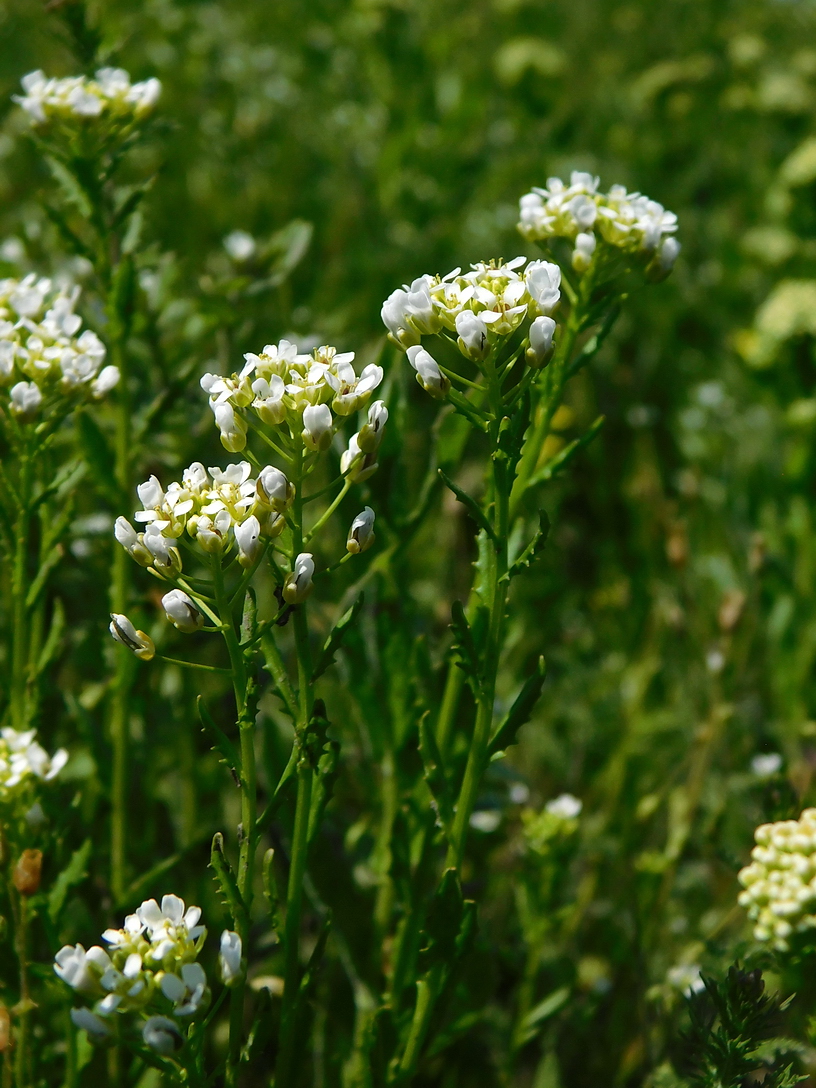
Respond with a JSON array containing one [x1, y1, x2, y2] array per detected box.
[[0, 727, 68, 793], [114, 517, 153, 567], [283, 553, 315, 604], [751, 753, 783, 778], [55, 944, 111, 994], [92, 365, 120, 398], [213, 401, 248, 453], [224, 230, 256, 261], [251, 374, 287, 425], [527, 316, 557, 368], [15, 68, 161, 126], [358, 400, 388, 453], [667, 964, 705, 997], [159, 962, 209, 1017], [257, 465, 291, 509], [405, 345, 450, 398], [347, 507, 376, 555], [137, 475, 164, 511], [70, 1008, 112, 1041], [572, 232, 597, 273], [9, 380, 42, 419], [545, 793, 582, 819], [143, 1016, 183, 1055], [219, 930, 243, 986], [109, 614, 155, 661], [340, 433, 379, 483], [524, 261, 562, 315], [234, 514, 262, 568], [161, 590, 204, 634], [143, 523, 181, 574], [302, 403, 333, 452], [454, 311, 492, 362]]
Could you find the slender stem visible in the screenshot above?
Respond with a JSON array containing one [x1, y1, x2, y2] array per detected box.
[[10, 443, 32, 731], [275, 436, 316, 1088], [304, 478, 352, 545]]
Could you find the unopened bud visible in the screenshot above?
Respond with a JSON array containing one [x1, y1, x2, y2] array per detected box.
[[347, 507, 376, 554], [0, 1007, 10, 1052], [109, 614, 155, 661], [13, 849, 42, 895]]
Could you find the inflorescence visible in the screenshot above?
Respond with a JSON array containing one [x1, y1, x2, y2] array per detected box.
[[0, 727, 67, 799], [518, 171, 680, 278], [738, 810, 816, 950], [0, 277, 118, 423], [15, 68, 161, 126]]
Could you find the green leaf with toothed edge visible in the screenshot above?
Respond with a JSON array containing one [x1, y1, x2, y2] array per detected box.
[[504, 509, 551, 581], [487, 657, 547, 760], [198, 695, 241, 779], [418, 711, 454, 836], [437, 468, 497, 541], [210, 831, 249, 929], [312, 592, 364, 682]]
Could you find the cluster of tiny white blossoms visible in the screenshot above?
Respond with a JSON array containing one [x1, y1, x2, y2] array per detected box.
[[0, 276, 117, 422], [115, 461, 292, 576], [738, 809, 816, 950], [15, 68, 161, 126], [200, 340, 386, 465], [0, 727, 68, 798], [381, 257, 562, 395], [518, 171, 680, 276], [55, 895, 241, 1051]]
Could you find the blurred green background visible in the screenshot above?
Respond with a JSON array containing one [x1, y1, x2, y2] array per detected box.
[[4, 0, 816, 1083]]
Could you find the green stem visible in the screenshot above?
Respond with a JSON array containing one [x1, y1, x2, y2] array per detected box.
[[10, 444, 32, 731], [13, 893, 30, 1088], [304, 478, 352, 545], [275, 437, 316, 1088]]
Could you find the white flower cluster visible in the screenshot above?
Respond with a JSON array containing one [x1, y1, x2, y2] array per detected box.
[[738, 809, 816, 950], [382, 257, 561, 392], [0, 276, 117, 422], [15, 68, 161, 126], [201, 340, 384, 454], [115, 461, 293, 574], [518, 171, 680, 276], [56, 896, 243, 1051], [0, 726, 68, 798]]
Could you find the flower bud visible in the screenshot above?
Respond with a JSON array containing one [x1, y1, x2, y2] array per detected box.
[[161, 590, 204, 633], [524, 260, 562, 315], [283, 553, 315, 604], [347, 507, 376, 555], [109, 614, 155, 661], [357, 400, 388, 454], [13, 849, 42, 895], [143, 1016, 183, 1055], [257, 465, 292, 510], [454, 311, 491, 362], [213, 402, 248, 453], [341, 433, 379, 483], [234, 515, 262, 569], [91, 365, 121, 398], [70, 1008, 112, 1043], [302, 404, 333, 452], [114, 517, 153, 567], [571, 232, 596, 274], [9, 380, 42, 420], [219, 930, 243, 986], [646, 237, 680, 283], [406, 345, 450, 398], [143, 524, 182, 575], [526, 316, 557, 369], [137, 475, 164, 510], [0, 1007, 10, 1053]]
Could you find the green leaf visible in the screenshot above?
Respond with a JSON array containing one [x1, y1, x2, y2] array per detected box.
[[260, 218, 313, 288], [198, 696, 241, 782], [26, 545, 64, 609], [528, 415, 605, 488], [419, 868, 464, 971], [48, 839, 91, 925], [44, 155, 93, 218], [505, 510, 551, 581], [307, 737, 341, 845], [312, 593, 364, 682], [487, 657, 547, 760], [438, 468, 497, 542], [36, 599, 65, 677], [210, 832, 249, 929], [418, 712, 453, 836], [449, 599, 484, 684], [520, 987, 571, 1044], [262, 848, 281, 931], [110, 255, 136, 337]]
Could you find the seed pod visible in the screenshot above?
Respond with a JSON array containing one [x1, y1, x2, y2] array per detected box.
[[13, 849, 43, 896]]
